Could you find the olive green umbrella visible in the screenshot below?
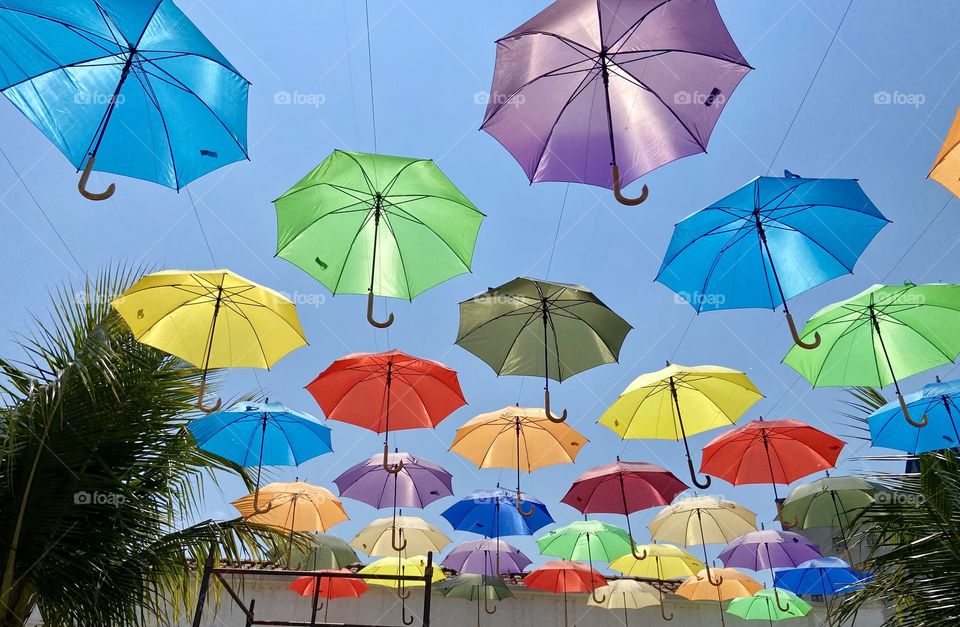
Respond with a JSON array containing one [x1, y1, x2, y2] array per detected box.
[[439, 574, 513, 625], [785, 282, 960, 427], [274, 149, 484, 327], [282, 533, 361, 570], [456, 277, 632, 422]]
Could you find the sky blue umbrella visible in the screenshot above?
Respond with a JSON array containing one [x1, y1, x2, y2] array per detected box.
[[868, 377, 960, 454], [656, 171, 888, 349], [774, 556, 869, 596], [0, 0, 249, 200]]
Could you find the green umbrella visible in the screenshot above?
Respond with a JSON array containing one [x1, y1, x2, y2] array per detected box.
[[274, 150, 484, 328], [785, 282, 960, 427], [726, 588, 812, 621], [282, 533, 361, 570], [439, 574, 513, 625], [537, 520, 632, 603], [456, 277, 632, 422]]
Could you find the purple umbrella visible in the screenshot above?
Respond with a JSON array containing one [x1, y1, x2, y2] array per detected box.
[[481, 0, 751, 205], [441, 539, 532, 576]]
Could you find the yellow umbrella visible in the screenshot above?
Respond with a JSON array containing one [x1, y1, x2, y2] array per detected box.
[[609, 543, 704, 580], [587, 580, 668, 625], [676, 567, 762, 627], [929, 107, 960, 199], [349, 514, 451, 558], [598, 363, 762, 488], [359, 554, 445, 625], [450, 406, 588, 516], [111, 269, 307, 412]]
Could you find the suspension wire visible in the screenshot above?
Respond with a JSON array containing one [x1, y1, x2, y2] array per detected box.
[[364, 0, 378, 154], [882, 195, 953, 282], [187, 187, 216, 265]]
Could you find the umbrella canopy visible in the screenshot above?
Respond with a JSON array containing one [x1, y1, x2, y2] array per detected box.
[[868, 378, 960, 454], [307, 349, 466, 472], [676, 568, 762, 601], [289, 569, 368, 599], [350, 515, 450, 558], [441, 488, 553, 538], [112, 269, 307, 412], [0, 0, 249, 199], [231, 482, 348, 533], [359, 555, 445, 590], [784, 282, 960, 427], [481, 0, 750, 205], [456, 277, 631, 422], [929, 107, 960, 199], [657, 173, 887, 347], [599, 363, 762, 487], [441, 539, 532, 576], [726, 588, 812, 621], [333, 451, 454, 509], [609, 543, 704, 580], [774, 557, 869, 596], [537, 520, 633, 563], [524, 561, 606, 594], [718, 530, 821, 572], [285, 534, 360, 571], [588, 580, 666, 625], [438, 574, 513, 601], [274, 149, 483, 327]]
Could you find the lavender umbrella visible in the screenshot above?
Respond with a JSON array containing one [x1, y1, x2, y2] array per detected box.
[[441, 539, 532, 576], [481, 0, 751, 205]]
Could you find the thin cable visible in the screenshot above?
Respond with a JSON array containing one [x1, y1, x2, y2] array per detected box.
[[670, 311, 697, 362], [364, 0, 378, 154], [545, 184, 569, 279], [765, 0, 855, 175], [882, 195, 953, 281], [0, 145, 84, 272], [187, 187, 216, 265]]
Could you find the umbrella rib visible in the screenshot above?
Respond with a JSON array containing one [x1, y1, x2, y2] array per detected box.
[[374, 206, 414, 300], [0, 51, 127, 92], [329, 209, 377, 295], [339, 151, 381, 196], [881, 309, 959, 364], [495, 311, 545, 375], [128, 64, 181, 189], [379, 158, 427, 197], [0, 7, 123, 51], [275, 198, 373, 256], [380, 196, 475, 271], [655, 213, 746, 273]]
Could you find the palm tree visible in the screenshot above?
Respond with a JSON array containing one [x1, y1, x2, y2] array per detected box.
[[836, 387, 960, 626], [0, 268, 285, 627]]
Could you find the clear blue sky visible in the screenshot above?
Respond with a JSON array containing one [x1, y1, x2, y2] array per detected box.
[[3, 0, 960, 577]]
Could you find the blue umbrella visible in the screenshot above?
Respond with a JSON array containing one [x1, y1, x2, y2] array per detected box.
[[441, 488, 553, 538], [774, 557, 869, 596], [0, 0, 249, 200], [868, 378, 960, 454], [656, 171, 888, 348]]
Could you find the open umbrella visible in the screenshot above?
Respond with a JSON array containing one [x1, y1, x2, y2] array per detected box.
[[274, 149, 483, 327], [726, 588, 812, 621], [0, 0, 249, 199], [524, 560, 606, 627], [307, 350, 465, 473], [441, 539, 531, 576], [774, 556, 869, 596], [284, 534, 360, 571], [537, 520, 633, 602], [784, 282, 960, 427], [677, 567, 762, 627], [456, 277, 631, 422], [481, 0, 750, 205], [657, 173, 887, 347], [451, 406, 587, 516], [868, 377, 960, 454], [610, 543, 702, 620], [599, 363, 763, 487], [587, 580, 663, 626], [929, 107, 960, 199], [439, 574, 513, 625], [350, 514, 450, 559], [648, 496, 757, 586], [289, 569, 367, 624], [112, 270, 307, 412], [562, 459, 687, 559], [359, 554, 445, 625]]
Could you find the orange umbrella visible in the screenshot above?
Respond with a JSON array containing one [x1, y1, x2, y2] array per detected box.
[[929, 107, 960, 199], [676, 568, 762, 627]]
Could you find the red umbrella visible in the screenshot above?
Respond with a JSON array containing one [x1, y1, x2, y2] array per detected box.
[[307, 350, 466, 473], [289, 569, 367, 623], [561, 458, 687, 558], [700, 418, 845, 509], [524, 561, 607, 627]]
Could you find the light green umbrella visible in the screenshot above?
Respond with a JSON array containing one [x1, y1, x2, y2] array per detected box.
[[439, 574, 513, 625], [274, 149, 484, 327], [726, 588, 812, 621], [785, 282, 960, 427], [537, 520, 633, 603], [456, 277, 632, 422]]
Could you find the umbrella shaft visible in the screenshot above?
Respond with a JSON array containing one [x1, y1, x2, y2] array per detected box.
[[89, 51, 136, 158]]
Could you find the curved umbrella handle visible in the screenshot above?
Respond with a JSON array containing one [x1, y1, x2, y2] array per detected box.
[[899, 394, 928, 428], [660, 603, 674, 622], [383, 442, 405, 474], [78, 153, 116, 201], [779, 514, 799, 530], [544, 388, 568, 423], [484, 596, 497, 615], [391, 525, 408, 553], [612, 164, 649, 206], [687, 458, 712, 490], [367, 290, 395, 329], [629, 540, 647, 560], [773, 587, 791, 612], [398, 583, 412, 600], [591, 587, 606, 604], [195, 379, 223, 414], [250, 486, 275, 515], [786, 311, 820, 350], [401, 595, 414, 625], [516, 490, 536, 518], [705, 563, 723, 587]]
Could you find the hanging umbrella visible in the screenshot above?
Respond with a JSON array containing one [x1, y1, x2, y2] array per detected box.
[[648, 496, 757, 586], [868, 377, 960, 454], [610, 542, 702, 620], [350, 514, 450, 559], [718, 530, 822, 612], [726, 588, 812, 621], [284, 534, 360, 571], [0, 0, 249, 199], [289, 569, 367, 625], [274, 149, 483, 327], [677, 567, 762, 627], [928, 107, 960, 199], [359, 554, 445, 625], [481, 0, 750, 205], [784, 282, 960, 427], [441, 539, 532, 576], [524, 561, 607, 627], [599, 363, 762, 487], [774, 556, 869, 596], [439, 574, 514, 625], [112, 270, 307, 412], [307, 350, 466, 473], [587, 580, 665, 626], [456, 277, 631, 422], [562, 459, 687, 559], [656, 173, 887, 347], [188, 400, 332, 512], [334, 451, 454, 509], [700, 417, 844, 512], [450, 406, 588, 516], [537, 520, 633, 602]]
